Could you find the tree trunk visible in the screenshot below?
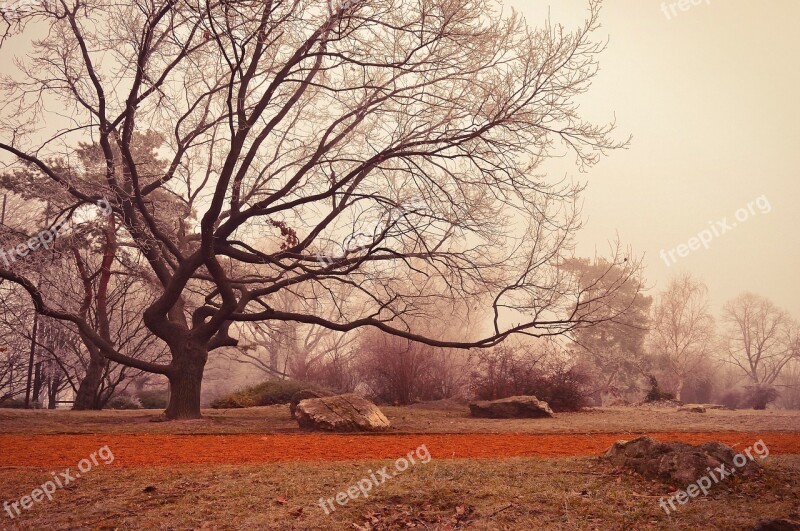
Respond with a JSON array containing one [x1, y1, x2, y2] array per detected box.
[[73, 345, 105, 410], [47, 371, 61, 409], [164, 344, 208, 420], [30, 361, 44, 408], [675, 377, 685, 402]]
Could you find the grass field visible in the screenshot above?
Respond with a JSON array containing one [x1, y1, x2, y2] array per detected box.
[[1, 405, 799, 530], [2, 404, 799, 435]]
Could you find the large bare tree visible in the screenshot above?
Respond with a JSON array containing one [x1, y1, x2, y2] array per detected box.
[[0, 0, 638, 419]]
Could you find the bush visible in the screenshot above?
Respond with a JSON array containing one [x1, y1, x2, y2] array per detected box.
[[470, 345, 537, 401], [523, 366, 592, 413], [719, 386, 780, 410], [107, 395, 142, 410], [470, 346, 592, 412], [719, 390, 742, 409], [0, 398, 27, 409], [357, 331, 436, 405], [743, 385, 780, 410], [644, 375, 674, 403], [210, 379, 320, 409], [137, 389, 169, 409]]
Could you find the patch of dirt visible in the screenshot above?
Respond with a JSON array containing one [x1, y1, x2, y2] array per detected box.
[[1, 432, 799, 467]]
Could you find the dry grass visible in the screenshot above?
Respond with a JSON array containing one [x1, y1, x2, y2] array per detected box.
[[1, 407, 799, 529], [1, 405, 799, 435], [0, 456, 798, 530]]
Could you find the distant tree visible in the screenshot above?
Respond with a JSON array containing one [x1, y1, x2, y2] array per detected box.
[[776, 359, 800, 410], [564, 257, 652, 403], [225, 285, 359, 386], [649, 274, 715, 400], [722, 293, 798, 387]]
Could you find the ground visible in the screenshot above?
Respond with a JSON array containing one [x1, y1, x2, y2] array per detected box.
[[1, 404, 799, 530]]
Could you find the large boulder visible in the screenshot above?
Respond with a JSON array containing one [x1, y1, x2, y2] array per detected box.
[[289, 389, 335, 419], [469, 396, 554, 419], [295, 393, 391, 432], [604, 436, 761, 485]]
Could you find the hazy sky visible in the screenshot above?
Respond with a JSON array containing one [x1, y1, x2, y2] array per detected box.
[[507, 0, 800, 317], [1, 0, 797, 318]]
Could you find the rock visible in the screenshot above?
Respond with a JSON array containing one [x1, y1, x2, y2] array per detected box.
[[289, 389, 334, 419], [752, 519, 800, 531], [678, 404, 707, 413], [604, 436, 761, 486], [468, 396, 554, 419], [295, 393, 391, 432]]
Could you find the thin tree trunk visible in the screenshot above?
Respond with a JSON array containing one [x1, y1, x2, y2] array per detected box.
[[72, 214, 116, 410], [31, 361, 43, 407], [675, 376, 685, 402]]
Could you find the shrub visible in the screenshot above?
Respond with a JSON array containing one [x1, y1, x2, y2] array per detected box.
[[743, 385, 780, 410], [644, 375, 674, 403], [470, 345, 592, 412], [357, 331, 435, 405], [470, 345, 537, 401], [523, 365, 592, 412], [210, 379, 319, 409], [719, 390, 742, 409], [0, 398, 26, 409], [107, 395, 142, 410], [137, 389, 169, 409]]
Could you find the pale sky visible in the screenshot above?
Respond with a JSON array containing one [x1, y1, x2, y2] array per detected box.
[[508, 0, 800, 317]]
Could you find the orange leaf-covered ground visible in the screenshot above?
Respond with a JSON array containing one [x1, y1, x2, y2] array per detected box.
[[1, 432, 799, 467]]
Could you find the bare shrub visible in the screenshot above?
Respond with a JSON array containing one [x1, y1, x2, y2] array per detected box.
[[644, 375, 675, 403], [470, 342, 592, 411], [357, 331, 435, 405], [357, 328, 471, 405], [719, 390, 743, 410], [470, 345, 541, 401], [743, 385, 780, 410]]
